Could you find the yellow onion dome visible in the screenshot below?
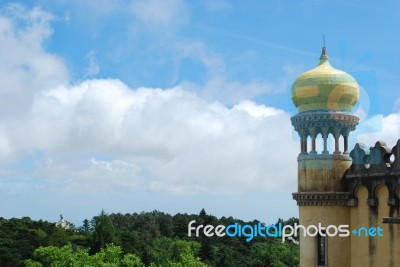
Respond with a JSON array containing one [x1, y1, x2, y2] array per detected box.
[[291, 47, 359, 113]]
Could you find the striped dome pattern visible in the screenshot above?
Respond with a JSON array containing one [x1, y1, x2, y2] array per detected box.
[[291, 49, 359, 113]]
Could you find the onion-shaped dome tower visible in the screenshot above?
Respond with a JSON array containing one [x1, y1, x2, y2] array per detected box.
[[291, 46, 359, 156], [291, 47, 359, 113], [291, 44, 361, 267]]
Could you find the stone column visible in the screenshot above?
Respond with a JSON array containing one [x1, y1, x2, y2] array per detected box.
[[333, 129, 341, 155], [300, 131, 308, 154], [310, 128, 317, 154], [343, 132, 349, 154], [322, 128, 329, 154]]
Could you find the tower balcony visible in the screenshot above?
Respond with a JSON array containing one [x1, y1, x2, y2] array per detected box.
[[291, 110, 359, 157]]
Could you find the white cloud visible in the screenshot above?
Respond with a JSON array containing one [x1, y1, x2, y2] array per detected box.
[[5, 3, 399, 198], [33, 157, 142, 194], [0, 3, 299, 196], [233, 100, 284, 117], [356, 112, 400, 149], [0, 129, 14, 162], [0, 3, 68, 117], [0, 77, 298, 194], [1, 2, 399, 224]]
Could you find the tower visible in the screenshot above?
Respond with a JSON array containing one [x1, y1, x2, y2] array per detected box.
[[291, 45, 359, 266]]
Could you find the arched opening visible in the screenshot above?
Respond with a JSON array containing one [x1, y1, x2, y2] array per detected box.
[[316, 133, 324, 154], [340, 135, 345, 154], [306, 135, 311, 154], [390, 154, 395, 164], [327, 133, 335, 154]]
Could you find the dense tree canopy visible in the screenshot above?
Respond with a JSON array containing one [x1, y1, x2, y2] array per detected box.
[[0, 210, 299, 266]]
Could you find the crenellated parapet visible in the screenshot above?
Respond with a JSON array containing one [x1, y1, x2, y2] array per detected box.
[[343, 139, 400, 207]]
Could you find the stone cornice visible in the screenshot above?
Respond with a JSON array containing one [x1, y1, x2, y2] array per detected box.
[[291, 110, 359, 125], [293, 192, 350, 206], [297, 153, 352, 161]]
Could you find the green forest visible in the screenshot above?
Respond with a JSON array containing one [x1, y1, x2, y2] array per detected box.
[[0, 209, 299, 267]]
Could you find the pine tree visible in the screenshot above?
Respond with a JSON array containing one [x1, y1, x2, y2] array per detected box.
[[90, 210, 117, 254]]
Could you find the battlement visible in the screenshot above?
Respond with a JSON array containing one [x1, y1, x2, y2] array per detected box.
[[343, 139, 400, 207]]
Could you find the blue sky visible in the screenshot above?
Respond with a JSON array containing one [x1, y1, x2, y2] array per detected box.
[[0, 0, 399, 225]]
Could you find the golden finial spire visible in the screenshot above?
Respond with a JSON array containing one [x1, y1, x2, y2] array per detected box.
[[320, 34, 328, 60]]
